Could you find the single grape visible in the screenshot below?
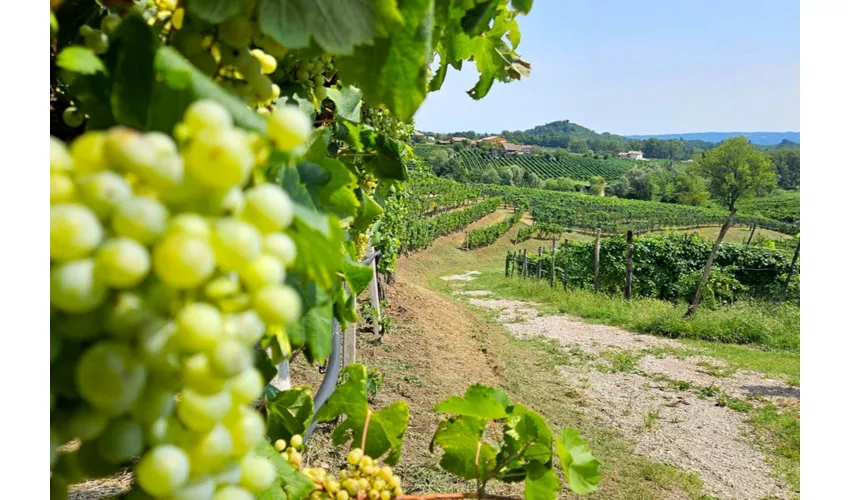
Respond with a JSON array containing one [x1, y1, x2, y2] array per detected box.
[[183, 99, 233, 135], [68, 406, 108, 441], [241, 184, 294, 233], [205, 275, 242, 299], [63, 106, 85, 127], [252, 284, 302, 325], [267, 105, 313, 153], [166, 213, 212, 240], [135, 445, 191, 496], [239, 454, 276, 492], [96, 418, 144, 463], [176, 389, 232, 432], [75, 170, 133, 218], [95, 237, 151, 288], [211, 218, 262, 272], [209, 339, 252, 378], [167, 477, 216, 500], [85, 30, 109, 54], [146, 416, 187, 447], [75, 341, 147, 415], [101, 13, 122, 33], [183, 353, 227, 394], [50, 258, 108, 313], [290, 434, 303, 449], [103, 291, 151, 338], [223, 310, 265, 346], [186, 424, 233, 475], [50, 204, 103, 261], [273, 439, 287, 452], [263, 232, 297, 267], [184, 128, 254, 189], [347, 448, 364, 465], [218, 15, 252, 47], [153, 234, 216, 289], [224, 406, 265, 456], [112, 196, 169, 245], [215, 460, 243, 485], [174, 302, 223, 351], [226, 366, 264, 405], [238, 255, 284, 292], [79, 25, 94, 37], [69, 131, 108, 174], [212, 486, 253, 500], [103, 127, 159, 175], [51, 136, 73, 174]]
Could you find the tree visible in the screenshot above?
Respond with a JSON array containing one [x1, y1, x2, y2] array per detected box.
[[481, 167, 501, 185], [684, 137, 776, 317], [770, 149, 800, 189], [524, 171, 543, 188], [588, 176, 606, 196]]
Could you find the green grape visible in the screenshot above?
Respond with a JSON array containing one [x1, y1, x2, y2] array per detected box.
[[50, 258, 108, 313], [239, 454, 275, 492], [252, 284, 302, 325], [176, 389, 232, 432], [132, 383, 177, 425], [290, 434, 303, 449], [63, 106, 84, 127], [101, 13, 122, 33], [103, 128, 159, 175], [68, 406, 108, 441], [168, 477, 216, 500], [174, 302, 223, 351], [241, 184, 293, 233], [134, 136, 185, 190], [209, 339, 252, 377], [186, 424, 233, 474], [247, 74, 274, 103], [136, 444, 191, 497], [147, 416, 187, 447], [184, 128, 254, 189], [223, 406, 265, 456], [295, 68, 309, 81], [96, 418, 144, 463], [153, 234, 216, 289], [50, 172, 75, 205], [52, 310, 102, 340], [212, 218, 262, 272], [312, 75, 324, 87], [315, 85, 327, 101], [223, 310, 265, 345], [184, 99, 233, 135], [51, 136, 73, 172], [69, 131, 108, 175], [183, 353, 227, 394], [103, 291, 151, 338], [79, 25, 94, 37], [166, 213, 212, 240], [226, 366, 264, 405], [95, 237, 151, 288], [263, 232, 297, 267], [85, 30, 109, 54], [205, 275, 241, 299], [112, 196, 169, 245], [75, 341, 147, 415], [212, 486, 253, 500], [238, 255, 284, 291], [215, 460, 243, 485], [50, 203, 103, 261], [75, 171, 133, 218], [267, 105, 312, 153], [218, 15, 252, 47]]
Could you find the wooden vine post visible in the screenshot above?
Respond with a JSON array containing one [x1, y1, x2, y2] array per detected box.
[[522, 249, 528, 277], [343, 288, 357, 367], [536, 247, 543, 280], [562, 239, 569, 291], [593, 227, 601, 292], [549, 237, 556, 288], [779, 238, 801, 301], [745, 223, 757, 249], [367, 245, 382, 336], [625, 230, 634, 300], [504, 251, 511, 277]]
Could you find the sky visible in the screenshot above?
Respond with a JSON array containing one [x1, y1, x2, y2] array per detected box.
[[413, 0, 800, 135]]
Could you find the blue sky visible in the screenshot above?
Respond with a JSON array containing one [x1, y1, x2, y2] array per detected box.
[[413, 0, 800, 135]]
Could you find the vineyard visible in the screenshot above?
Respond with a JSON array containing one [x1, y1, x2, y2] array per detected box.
[[738, 190, 801, 224], [487, 185, 800, 235], [467, 210, 524, 249], [398, 198, 500, 254], [455, 149, 634, 181]]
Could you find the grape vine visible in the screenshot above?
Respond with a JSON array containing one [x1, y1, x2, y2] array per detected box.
[[49, 1, 600, 499]]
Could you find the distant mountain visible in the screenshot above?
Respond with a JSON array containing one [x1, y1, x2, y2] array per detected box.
[[626, 132, 800, 146]]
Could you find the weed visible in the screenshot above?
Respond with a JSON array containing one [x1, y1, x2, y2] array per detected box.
[[598, 349, 640, 373], [643, 408, 661, 431], [366, 368, 385, 400], [699, 384, 721, 398]]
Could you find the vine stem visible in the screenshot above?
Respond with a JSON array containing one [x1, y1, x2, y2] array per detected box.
[[395, 493, 520, 500], [361, 409, 372, 451]]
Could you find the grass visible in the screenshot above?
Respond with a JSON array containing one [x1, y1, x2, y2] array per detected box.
[[748, 402, 800, 491], [643, 409, 661, 431], [597, 349, 640, 373]]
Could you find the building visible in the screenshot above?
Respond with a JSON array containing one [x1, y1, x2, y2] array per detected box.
[[437, 140, 451, 145], [480, 135, 508, 145], [616, 150, 645, 160], [501, 143, 534, 155], [451, 137, 470, 143]]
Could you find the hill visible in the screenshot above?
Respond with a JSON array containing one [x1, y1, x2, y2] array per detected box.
[[627, 131, 800, 146]]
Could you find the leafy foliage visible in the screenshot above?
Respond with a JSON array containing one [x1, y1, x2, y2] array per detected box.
[[467, 210, 523, 249]]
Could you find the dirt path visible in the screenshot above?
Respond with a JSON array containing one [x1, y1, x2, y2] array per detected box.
[[442, 278, 797, 500]]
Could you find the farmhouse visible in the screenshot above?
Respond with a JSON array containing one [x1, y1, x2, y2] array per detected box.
[[451, 137, 470, 143], [616, 150, 645, 160], [480, 135, 508, 145], [501, 143, 534, 155]]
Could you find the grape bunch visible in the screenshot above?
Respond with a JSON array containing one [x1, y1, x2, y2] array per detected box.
[[361, 106, 413, 143], [50, 99, 314, 499], [277, 440, 404, 500]]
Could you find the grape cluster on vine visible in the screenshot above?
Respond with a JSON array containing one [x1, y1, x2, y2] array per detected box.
[[50, 99, 314, 499]]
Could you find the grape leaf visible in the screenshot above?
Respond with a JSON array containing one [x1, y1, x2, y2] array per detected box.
[[298, 130, 360, 218], [434, 384, 511, 419], [326, 86, 363, 123], [351, 190, 384, 233], [258, 0, 403, 54], [466, 34, 505, 99], [554, 428, 601, 495], [289, 213, 344, 290], [336, 0, 434, 122], [315, 364, 409, 464], [276, 83, 317, 121], [512, 0, 534, 14], [108, 14, 157, 129], [265, 387, 315, 443], [502, 404, 552, 466], [341, 257, 373, 295], [151, 46, 267, 133], [185, 0, 242, 23], [255, 440, 315, 500], [430, 415, 498, 479], [297, 298, 334, 363], [56, 46, 106, 75], [362, 133, 409, 181], [460, 0, 499, 35], [524, 461, 560, 500]]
